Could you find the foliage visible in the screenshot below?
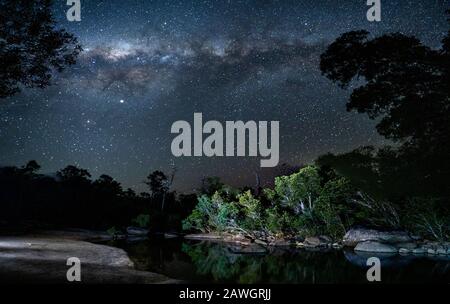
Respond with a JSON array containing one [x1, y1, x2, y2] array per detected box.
[[145, 171, 168, 196], [0, 161, 196, 232], [182, 192, 238, 233], [106, 226, 122, 239], [183, 165, 359, 240], [319, 14, 450, 200], [401, 198, 450, 242], [237, 191, 263, 230], [132, 214, 151, 228], [0, 0, 82, 98]]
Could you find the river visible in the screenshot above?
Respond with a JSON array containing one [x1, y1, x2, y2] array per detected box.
[[110, 237, 450, 284]]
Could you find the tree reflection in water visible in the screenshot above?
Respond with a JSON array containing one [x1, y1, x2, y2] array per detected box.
[[115, 239, 450, 284]]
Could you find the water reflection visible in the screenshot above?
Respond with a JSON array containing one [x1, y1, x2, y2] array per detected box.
[[113, 238, 450, 284]]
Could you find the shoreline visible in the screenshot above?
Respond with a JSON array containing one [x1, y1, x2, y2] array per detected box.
[[183, 229, 450, 258], [0, 230, 178, 284]]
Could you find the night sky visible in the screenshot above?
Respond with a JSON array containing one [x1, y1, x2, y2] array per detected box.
[[0, 0, 448, 192]]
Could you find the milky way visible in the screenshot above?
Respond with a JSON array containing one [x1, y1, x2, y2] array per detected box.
[[0, 0, 448, 192]]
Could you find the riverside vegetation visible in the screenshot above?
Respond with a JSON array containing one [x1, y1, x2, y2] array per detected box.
[[182, 165, 449, 247]]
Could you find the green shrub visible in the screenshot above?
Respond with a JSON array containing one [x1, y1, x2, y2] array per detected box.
[[183, 165, 374, 240], [182, 192, 239, 233], [237, 191, 262, 230], [132, 214, 151, 228]]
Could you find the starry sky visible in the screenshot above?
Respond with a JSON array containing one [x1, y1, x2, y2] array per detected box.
[[0, 0, 448, 192]]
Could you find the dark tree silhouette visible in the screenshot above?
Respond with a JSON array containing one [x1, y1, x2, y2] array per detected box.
[[21, 160, 41, 175], [319, 10, 450, 199], [93, 174, 123, 198], [0, 0, 82, 98], [320, 29, 449, 145], [57, 165, 91, 183], [145, 170, 169, 196]]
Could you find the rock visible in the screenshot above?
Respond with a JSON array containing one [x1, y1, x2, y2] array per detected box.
[[343, 228, 413, 247], [394, 242, 417, 250], [412, 248, 426, 254], [304, 236, 330, 247], [270, 239, 292, 247], [332, 242, 343, 249], [319, 235, 332, 243], [254, 239, 268, 246], [35, 229, 113, 242], [427, 249, 436, 255], [184, 233, 224, 240], [0, 236, 174, 283], [304, 236, 321, 246], [296, 242, 305, 248], [399, 248, 410, 254], [126, 227, 149, 236], [436, 248, 446, 255], [354, 241, 398, 253]]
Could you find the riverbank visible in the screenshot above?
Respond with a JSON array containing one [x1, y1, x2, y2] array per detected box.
[[0, 230, 177, 284], [184, 228, 450, 257]]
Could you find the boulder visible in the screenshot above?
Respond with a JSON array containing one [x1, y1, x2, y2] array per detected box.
[[304, 236, 321, 246], [427, 249, 436, 255], [319, 235, 332, 243], [436, 248, 447, 255], [270, 239, 292, 247], [296, 242, 305, 248], [332, 242, 343, 250], [394, 242, 417, 250], [0, 236, 174, 283], [399, 248, 410, 254], [254, 239, 268, 246], [412, 248, 426, 254], [304, 236, 330, 247], [126, 227, 149, 236], [343, 228, 413, 247], [184, 233, 226, 241], [354, 241, 398, 253]]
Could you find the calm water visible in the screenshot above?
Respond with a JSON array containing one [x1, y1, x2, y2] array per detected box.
[[111, 237, 450, 284]]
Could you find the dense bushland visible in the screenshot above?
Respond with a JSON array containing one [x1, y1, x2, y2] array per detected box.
[[0, 161, 196, 232], [183, 165, 449, 241]]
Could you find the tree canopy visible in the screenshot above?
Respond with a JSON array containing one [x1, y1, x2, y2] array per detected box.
[[0, 0, 82, 98], [319, 10, 450, 200]]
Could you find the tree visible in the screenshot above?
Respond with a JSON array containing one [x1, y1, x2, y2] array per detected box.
[[319, 10, 450, 199], [0, 0, 82, 98], [145, 171, 168, 196], [21, 160, 41, 175], [93, 174, 123, 197], [57, 165, 91, 183], [320, 29, 449, 144]]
